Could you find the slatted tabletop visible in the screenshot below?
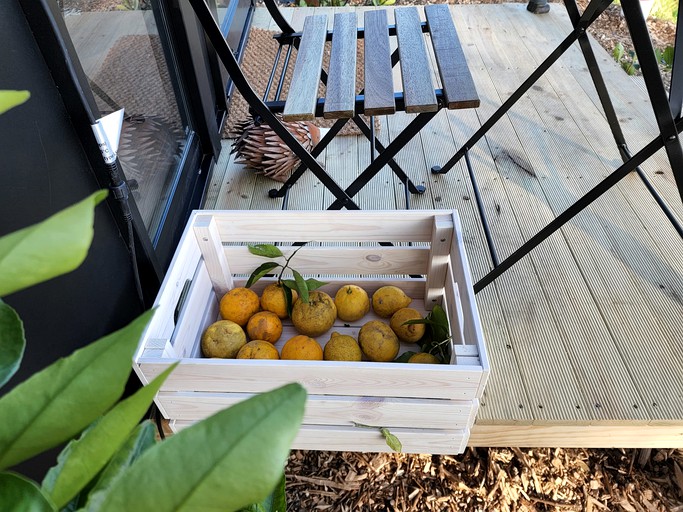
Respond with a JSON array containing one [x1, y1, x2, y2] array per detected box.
[[281, 4, 480, 121]]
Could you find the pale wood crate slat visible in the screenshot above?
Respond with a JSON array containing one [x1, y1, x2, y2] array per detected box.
[[395, 7, 437, 113], [324, 11, 357, 119], [158, 391, 477, 429], [172, 421, 470, 454], [282, 14, 327, 121], [363, 9, 396, 116]]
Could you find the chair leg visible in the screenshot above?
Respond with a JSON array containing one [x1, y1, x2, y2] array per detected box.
[[352, 116, 426, 195], [328, 112, 437, 210], [268, 117, 352, 199]]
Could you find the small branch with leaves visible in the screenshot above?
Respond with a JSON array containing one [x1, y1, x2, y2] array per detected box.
[[396, 304, 453, 364], [352, 422, 402, 453], [246, 243, 326, 315]]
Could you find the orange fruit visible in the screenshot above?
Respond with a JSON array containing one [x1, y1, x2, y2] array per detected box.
[[261, 283, 298, 319], [372, 286, 412, 318], [390, 308, 425, 343], [281, 335, 323, 360], [237, 340, 280, 359], [246, 311, 283, 344], [358, 320, 399, 362], [408, 352, 440, 364], [291, 291, 337, 337], [323, 332, 362, 361], [219, 287, 260, 326], [334, 285, 370, 322], [201, 320, 247, 358]]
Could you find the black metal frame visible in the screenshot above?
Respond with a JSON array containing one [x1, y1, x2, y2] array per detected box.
[[432, 0, 683, 293]]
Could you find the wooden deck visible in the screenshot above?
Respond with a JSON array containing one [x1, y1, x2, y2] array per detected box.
[[204, 3, 683, 447]]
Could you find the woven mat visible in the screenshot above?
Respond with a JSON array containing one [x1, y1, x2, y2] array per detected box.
[[224, 28, 379, 138]]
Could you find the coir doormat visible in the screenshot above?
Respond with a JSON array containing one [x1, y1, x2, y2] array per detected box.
[[224, 28, 379, 138]]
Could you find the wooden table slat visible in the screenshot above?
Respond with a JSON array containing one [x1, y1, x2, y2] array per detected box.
[[324, 12, 358, 119], [425, 4, 480, 109], [395, 7, 438, 113], [364, 9, 396, 116], [283, 14, 328, 121]]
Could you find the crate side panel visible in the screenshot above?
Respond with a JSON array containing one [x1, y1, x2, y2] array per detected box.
[[141, 361, 482, 400], [172, 421, 468, 454], [205, 210, 443, 242], [158, 392, 476, 429]]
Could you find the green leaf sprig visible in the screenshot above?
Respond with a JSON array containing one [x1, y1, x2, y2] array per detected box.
[[352, 422, 402, 453], [246, 243, 326, 315], [399, 304, 452, 364]]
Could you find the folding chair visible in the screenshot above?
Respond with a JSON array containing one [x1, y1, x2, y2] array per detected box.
[[187, 0, 480, 209]]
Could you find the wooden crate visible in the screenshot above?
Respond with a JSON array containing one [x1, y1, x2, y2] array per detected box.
[[133, 210, 489, 454]]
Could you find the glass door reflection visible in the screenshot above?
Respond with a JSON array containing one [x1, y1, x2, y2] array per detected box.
[[61, 0, 189, 239]]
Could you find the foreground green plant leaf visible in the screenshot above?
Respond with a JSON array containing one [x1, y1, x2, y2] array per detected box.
[[380, 428, 402, 453], [0, 300, 24, 388], [81, 421, 157, 511], [0, 310, 153, 470], [0, 90, 30, 115], [0, 191, 107, 297], [93, 383, 306, 512], [0, 472, 55, 512], [42, 365, 175, 508]]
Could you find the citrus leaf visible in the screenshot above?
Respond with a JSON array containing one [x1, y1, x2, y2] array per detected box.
[[90, 383, 306, 512], [282, 285, 294, 318], [0, 191, 107, 297], [246, 262, 280, 288], [304, 279, 327, 292], [80, 421, 157, 511], [292, 270, 308, 304], [248, 244, 283, 259], [0, 472, 56, 512], [393, 351, 418, 363], [281, 279, 297, 290], [0, 300, 24, 389], [0, 310, 153, 470], [250, 472, 286, 512], [0, 90, 30, 115], [380, 428, 402, 453], [42, 364, 176, 508]]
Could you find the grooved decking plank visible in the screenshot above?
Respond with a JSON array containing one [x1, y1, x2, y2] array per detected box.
[[395, 7, 438, 113], [283, 14, 327, 121], [213, 149, 257, 211], [485, 4, 681, 422], [424, 4, 479, 109], [364, 9, 396, 116], [324, 12, 357, 119]]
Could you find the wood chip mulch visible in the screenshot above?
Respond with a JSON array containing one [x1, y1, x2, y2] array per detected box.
[[285, 448, 683, 511]]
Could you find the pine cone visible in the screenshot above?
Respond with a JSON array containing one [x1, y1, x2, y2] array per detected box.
[[230, 116, 322, 182]]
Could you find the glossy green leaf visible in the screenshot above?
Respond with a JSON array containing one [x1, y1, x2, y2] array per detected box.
[[81, 421, 157, 511], [0, 191, 107, 297], [0, 310, 153, 470], [240, 472, 286, 512], [304, 279, 326, 292], [393, 351, 418, 363], [282, 285, 294, 318], [42, 364, 176, 508], [0, 90, 30, 116], [248, 244, 283, 259], [246, 262, 280, 288], [380, 428, 402, 453], [92, 383, 306, 512], [0, 300, 24, 389], [0, 472, 55, 512], [292, 270, 308, 304]]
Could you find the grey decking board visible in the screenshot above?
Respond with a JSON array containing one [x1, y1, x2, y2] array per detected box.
[[209, 5, 683, 430], [324, 12, 357, 119], [364, 9, 396, 116]]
